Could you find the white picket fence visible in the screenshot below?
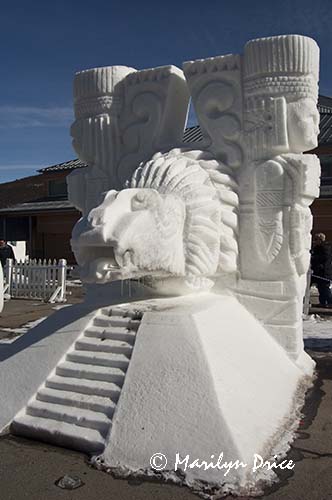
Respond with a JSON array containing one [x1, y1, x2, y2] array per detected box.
[[4, 258, 67, 303]]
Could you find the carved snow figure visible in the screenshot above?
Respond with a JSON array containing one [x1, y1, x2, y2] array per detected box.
[[68, 65, 190, 214], [236, 35, 320, 362], [72, 148, 239, 292], [7, 35, 322, 499], [240, 35, 320, 275], [68, 66, 136, 214]]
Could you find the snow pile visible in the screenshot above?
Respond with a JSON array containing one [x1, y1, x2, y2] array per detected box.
[[66, 279, 82, 288]]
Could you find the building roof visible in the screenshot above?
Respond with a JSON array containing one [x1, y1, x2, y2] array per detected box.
[[38, 125, 205, 174], [318, 95, 332, 144], [182, 125, 204, 143], [38, 95, 332, 174], [0, 200, 76, 214], [318, 95, 332, 113], [38, 158, 87, 173]]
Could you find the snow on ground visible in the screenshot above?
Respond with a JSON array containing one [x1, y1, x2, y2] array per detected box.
[[52, 304, 72, 311], [303, 314, 332, 351], [66, 279, 82, 288], [0, 317, 47, 344], [303, 314, 332, 338]]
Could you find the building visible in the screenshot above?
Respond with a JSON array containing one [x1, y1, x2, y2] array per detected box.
[[310, 96, 332, 240], [0, 161, 83, 263], [0, 95, 332, 262]]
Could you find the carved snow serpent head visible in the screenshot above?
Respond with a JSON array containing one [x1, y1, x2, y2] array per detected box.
[[71, 148, 239, 291]]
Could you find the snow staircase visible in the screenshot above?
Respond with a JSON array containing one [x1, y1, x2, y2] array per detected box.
[[11, 306, 143, 454]]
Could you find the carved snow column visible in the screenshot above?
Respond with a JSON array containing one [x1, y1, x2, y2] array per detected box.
[[183, 55, 243, 276], [116, 65, 190, 187], [68, 65, 190, 214], [68, 66, 136, 214], [237, 35, 320, 361]]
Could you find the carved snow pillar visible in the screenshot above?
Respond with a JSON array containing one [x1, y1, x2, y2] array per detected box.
[[183, 54, 244, 169], [116, 65, 190, 187], [68, 66, 136, 214], [68, 65, 190, 214], [183, 55, 244, 276], [236, 35, 320, 361]]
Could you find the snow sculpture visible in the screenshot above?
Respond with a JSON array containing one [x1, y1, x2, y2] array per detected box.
[[72, 148, 239, 292], [235, 36, 320, 361], [9, 34, 320, 498], [68, 65, 190, 214], [71, 35, 320, 363], [183, 53, 244, 168]]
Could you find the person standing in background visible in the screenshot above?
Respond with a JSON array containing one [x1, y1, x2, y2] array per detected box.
[[311, 233, 332, 307], [0, 239, 15, 269]]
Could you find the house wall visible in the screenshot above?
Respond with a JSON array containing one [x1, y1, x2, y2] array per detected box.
[[2, 211, 80, 264], [0, 171, 69, 209], [0, 169, 81, 263], [33, 212, 80, 263], [311, 198, 332, 242], [306, 147, 332, 243]]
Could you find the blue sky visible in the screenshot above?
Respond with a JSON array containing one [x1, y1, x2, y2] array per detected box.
[[1, 0, 332, 183]]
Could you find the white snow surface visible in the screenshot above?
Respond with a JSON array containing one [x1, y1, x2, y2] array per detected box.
[[303, 314, 332, 351], [99, 293, 314, 497]]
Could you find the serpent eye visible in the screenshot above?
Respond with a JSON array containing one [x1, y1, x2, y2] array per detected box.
[[135, 191, 146, 203], [132, 191, 148, 210], [132, 190, 160, 211]]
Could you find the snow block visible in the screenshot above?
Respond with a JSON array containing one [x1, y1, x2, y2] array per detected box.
[[99, 294, 313, 494]]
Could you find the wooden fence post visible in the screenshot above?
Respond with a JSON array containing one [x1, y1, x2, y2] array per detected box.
[[5, 258, 13, 297], [59, 259, 67, 302]]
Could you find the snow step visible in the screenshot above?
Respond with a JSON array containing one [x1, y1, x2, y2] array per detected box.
[[75, 336, 133, 355], [56, 361, 126, 384], [67, 350, 130, 369], [84, 326, 136, 343], [93, 315, 140, 330], [36, 387, 116, 415], [101, 307, 142, 319], [11, 305, 143, 454], [46, 375, 121, 399], [26, 401, 111, 433], [94, 314, 141, 329], [11, 414, 105, 454]]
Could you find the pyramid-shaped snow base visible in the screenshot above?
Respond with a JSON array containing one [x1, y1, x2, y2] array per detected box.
[[97, 294, 314, 496]]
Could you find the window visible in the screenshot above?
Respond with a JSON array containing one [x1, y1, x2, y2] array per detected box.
[[4, 217, 29, 240], [48, 178, 68, 198]]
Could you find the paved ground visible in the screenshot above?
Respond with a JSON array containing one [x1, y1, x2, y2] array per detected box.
[[0, 283, 85, 340], [0, 294, 331, 499]]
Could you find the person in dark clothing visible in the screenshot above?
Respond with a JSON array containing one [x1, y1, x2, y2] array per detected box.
[[311, 233, 332, 307], [0, 240, 15, 269]]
